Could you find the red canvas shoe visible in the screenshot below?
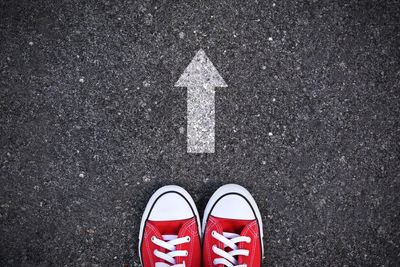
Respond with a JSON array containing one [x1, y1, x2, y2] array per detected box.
[[139, 185, 202, 267], [202, 184, 264, 267]]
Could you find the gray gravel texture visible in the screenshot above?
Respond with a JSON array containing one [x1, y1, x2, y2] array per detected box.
[[1, 0, 400, 266]]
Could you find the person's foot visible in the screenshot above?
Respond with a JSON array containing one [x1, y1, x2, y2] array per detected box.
[[202, 184, 263, 267], [139, 185, 201, 267]]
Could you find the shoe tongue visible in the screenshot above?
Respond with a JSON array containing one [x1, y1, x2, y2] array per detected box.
[[155, 263, 173, 267], [212, 216, 254, 234], [149, 218, 192, 235]]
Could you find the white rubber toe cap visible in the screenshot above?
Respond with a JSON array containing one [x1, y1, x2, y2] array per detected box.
[[210, 194, 256, 220], [148, 191, 194, 221]]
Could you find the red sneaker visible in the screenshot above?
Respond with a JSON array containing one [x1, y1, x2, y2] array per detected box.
[[139, 185, 202, 267], [202, 184, 264, 267]]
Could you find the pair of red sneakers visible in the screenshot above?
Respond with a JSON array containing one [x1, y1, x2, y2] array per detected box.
[[139, 184, 263, 267]]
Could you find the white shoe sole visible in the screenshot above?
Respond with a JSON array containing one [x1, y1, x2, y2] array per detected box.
[[138, 185, 201, 265], [202, 184, 264, 257]]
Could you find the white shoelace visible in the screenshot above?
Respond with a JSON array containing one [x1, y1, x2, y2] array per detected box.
[[211, 230, 251, 267], [151, 235, 190, 267]]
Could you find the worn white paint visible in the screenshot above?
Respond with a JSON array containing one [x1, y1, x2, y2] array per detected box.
[[175, 49, 227, 153]]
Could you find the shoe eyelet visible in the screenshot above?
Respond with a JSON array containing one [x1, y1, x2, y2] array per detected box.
[[246, 238, 251, 244], [151, 236, 156, 242], [153, 249, 158, 255], [184, 250, 188, 256], [212, 230, 216, 236], [186, 236, 191, 242]]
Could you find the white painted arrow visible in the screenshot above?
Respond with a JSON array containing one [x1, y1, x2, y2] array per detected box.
[[175, 49, 227, 153]]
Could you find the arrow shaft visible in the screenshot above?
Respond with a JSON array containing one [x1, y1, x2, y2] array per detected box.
[[187, 86, 215, 153]]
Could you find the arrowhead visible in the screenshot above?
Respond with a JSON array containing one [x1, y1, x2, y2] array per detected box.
[[175, 49, 227, 88]]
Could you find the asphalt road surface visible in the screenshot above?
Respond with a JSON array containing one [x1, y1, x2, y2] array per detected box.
[[1, 0, 399, 266]]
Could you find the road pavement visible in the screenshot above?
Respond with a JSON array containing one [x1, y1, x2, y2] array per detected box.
[[1, 0, 399, 265]]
